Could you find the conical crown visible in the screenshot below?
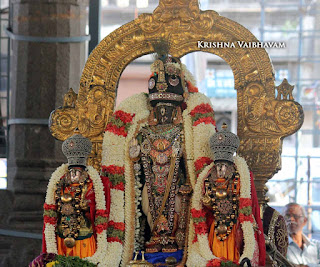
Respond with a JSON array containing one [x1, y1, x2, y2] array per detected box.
[[62, 133, 92, 167], [210, 124, 240, 163]]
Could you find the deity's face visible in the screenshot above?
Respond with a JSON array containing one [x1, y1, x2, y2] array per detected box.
[[284, 204, 307, 235], [69, 168, 83, 183], [148, 57, 185, 107], [215, 161, 230, 178]]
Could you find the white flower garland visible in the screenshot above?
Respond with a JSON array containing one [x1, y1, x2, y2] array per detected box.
[[188, 156, 256, 266], [234, 156, 255, 263], [44, 164, 108, 265], [183, 93, 216, 188]]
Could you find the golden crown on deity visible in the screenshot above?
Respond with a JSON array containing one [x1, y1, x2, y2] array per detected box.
[[62, 131, 92, 167], [148, 39, 198, 103], [210, 124, 240, 163]]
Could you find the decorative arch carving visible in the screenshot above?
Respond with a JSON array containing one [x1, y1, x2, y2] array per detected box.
[[49, 0, 303, 202]]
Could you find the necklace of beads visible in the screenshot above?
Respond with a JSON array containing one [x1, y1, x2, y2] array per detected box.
[[210, 172, 240, 241], [55, 172, 89, 248]]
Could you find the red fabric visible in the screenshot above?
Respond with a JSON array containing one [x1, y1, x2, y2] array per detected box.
[[250, 172, 266, 266]]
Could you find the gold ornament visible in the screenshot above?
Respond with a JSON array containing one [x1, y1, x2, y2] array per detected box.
[[61, 193, 72, 203], [64, 237, 76, 248]]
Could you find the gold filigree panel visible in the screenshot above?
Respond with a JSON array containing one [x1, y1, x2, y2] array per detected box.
[[50, 0, 304, 201]]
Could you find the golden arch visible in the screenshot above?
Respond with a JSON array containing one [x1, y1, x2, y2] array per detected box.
[[49, 0, 303, 202]]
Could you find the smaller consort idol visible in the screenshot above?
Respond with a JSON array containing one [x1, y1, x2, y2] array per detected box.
[[29, 131, 110, 267], [187, 124, 266, 267]]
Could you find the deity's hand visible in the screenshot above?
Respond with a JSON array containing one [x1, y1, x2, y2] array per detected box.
[[129, 138, 140, 161], [79, 199, 89, 211], [201, 180, 213, 208]]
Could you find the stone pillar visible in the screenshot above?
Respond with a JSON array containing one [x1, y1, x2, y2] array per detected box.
[[2, 0, 89, 265]]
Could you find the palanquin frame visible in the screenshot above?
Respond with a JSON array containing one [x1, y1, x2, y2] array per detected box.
[[49, 0, 304, 204]]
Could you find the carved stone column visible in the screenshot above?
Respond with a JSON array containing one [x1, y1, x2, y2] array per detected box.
[[2, 0, 89, 266]]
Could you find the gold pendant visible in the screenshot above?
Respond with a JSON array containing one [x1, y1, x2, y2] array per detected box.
[[216, 189, 227, 199], [216, 224, 227, 235], [61, 193, 72, 203], [64, 237, 76, 248]]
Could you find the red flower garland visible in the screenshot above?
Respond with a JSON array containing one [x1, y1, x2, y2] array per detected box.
[[105, 124, 127, 137], [96, 209, 109, 218], [238, 213, 254, 223], [102, 165, 124, 175], [193, 117, 216, 127], [108, 221, 125, 231], [187, 81, 199, 93], [194, 157, 213, 173], [112, 182, 125, 191], [43, 203, 57, 211], [206, 258, 221, 267], [194, 221, 208, 235], [44, 216, 57, 225], [114, 110, 135, 124], [191, 208, 207, 218], [95, 222, 108, 234], [239, 198, 252, 209], [190, 103, 213, 117], [107, 236, 123, 244]]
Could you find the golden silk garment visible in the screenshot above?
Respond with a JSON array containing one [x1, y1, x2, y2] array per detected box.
[[208, 177, 240, 262], [57, 235, 96, 258], [56, 182, 96, 258], [208, 220, 239, 262]]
